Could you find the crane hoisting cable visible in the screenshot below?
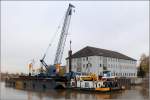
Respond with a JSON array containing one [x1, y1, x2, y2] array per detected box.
[[40, 4, 75, 75], [40, 13, 65, 62]]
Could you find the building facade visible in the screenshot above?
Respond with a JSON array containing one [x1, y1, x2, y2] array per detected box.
[[66, 46, 137, 77]]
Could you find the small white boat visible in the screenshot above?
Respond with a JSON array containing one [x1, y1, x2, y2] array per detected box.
[[69, 73, 121, 92]]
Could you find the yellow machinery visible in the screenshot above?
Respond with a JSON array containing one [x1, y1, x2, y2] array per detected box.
[[28, 62, 40, 75], [89, 73, 97, 81], [28, 63, 33, 74], [79, 73, 97, 81], [55, 64, 61, 74]]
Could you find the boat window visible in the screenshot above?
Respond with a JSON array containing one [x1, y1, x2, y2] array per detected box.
[[99, 84, 101, 87], [85, 82, 89, 87], [42, 84, 46, 89], [32, 84, 35, 89], [13, 82, 15, 87], [72, 82, 75, 86], [23, 83, 26, 88], [110, 82, 113, 87]]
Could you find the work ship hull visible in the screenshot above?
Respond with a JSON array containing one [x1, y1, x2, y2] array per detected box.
[[5, 75, 130, 92], [5, 76, 67, 90]]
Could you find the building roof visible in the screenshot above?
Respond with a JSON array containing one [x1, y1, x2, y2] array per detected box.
[[67, 46, 136, 61]]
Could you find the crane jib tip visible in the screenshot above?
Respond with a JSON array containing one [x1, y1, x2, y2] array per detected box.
[[69, 4, 75, 8]]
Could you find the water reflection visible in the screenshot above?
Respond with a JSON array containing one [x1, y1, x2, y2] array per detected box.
[[25, 89, 126, 100], [27, 91, 32, 100], [1, 82, 149, 100]]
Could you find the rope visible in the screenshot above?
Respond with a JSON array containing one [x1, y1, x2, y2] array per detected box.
[[42, 14, 65, 60]]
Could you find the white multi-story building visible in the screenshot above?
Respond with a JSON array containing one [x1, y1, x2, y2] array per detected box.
[[66, 46, 137, 77]]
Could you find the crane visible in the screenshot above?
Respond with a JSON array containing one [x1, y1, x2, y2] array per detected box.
[[54, 4, 75, 74], [40, 4, 75, 75]]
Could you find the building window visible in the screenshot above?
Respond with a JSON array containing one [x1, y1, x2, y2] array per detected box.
[[90, 57, 92, 60], [83, 64, 85, 68], [119, 73, 121, 76], [116, 73, 118, 76], [86, 64, 88, 67], [83, 58, 85, 61], [107, 58, 109, 61], [86, 57, 88, 61], [90, 63, 92, 67], [127, 73, 129, 76], [121, 73, 123, 76], [113, 72, 115, 76], [100, 64, 102, 67]]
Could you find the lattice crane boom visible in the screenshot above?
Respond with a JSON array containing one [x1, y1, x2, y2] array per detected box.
[[54, 4, 75, 66]]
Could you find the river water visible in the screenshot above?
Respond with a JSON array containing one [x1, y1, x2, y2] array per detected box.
[[0, 82, 149, 100]]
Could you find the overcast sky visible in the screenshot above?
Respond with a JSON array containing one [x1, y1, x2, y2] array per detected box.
[[1, 1, 149, 73]]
